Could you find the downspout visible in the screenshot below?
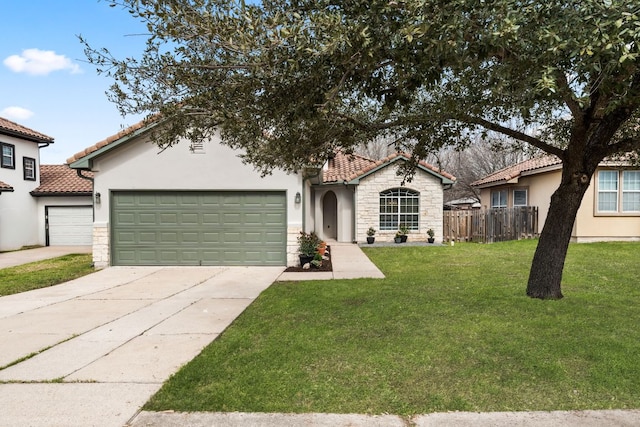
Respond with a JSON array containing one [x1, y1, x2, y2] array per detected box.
[[76, 169, 94, 183]]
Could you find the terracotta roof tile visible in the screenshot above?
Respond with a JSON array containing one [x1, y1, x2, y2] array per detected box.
[[322, 152, 378, 182], [0, 117, 54, 143], [66, 117, 155, 164], [0, 180, 14, 192], [471, 155, 562, 187], [31, 165, 93, 196], [323, 151, 456, 183]]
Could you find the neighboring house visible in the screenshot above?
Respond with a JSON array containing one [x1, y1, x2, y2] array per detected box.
[[0, 117, 53, 251], [31, 165, 94, 246], [0, 117, 93, 251], [67, 120, 455, 268], [444, 197, 481, 210], [472, 155, 640, 242]]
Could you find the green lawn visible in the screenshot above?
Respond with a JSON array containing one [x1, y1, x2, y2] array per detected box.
[[0, 254, 94, 296], [145, 240, 640, 415]]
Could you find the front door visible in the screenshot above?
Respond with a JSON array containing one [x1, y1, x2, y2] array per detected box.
[[322, 191, 337, 240]]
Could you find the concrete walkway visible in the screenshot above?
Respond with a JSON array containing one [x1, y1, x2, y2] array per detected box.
[[277, 241, 385, 281], [0, 266, 283, 427], [0, 245, 91, 269]]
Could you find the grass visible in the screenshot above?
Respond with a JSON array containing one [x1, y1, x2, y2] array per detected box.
[[0, 254, 94, 296], [145, 240, 640, 415]]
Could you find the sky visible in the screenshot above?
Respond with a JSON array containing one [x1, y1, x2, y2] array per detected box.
[[1, 1, 150, 164]]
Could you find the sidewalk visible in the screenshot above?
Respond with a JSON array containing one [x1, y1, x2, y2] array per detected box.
[[131, 409, 640, 426], [0, 245, 91, 269]]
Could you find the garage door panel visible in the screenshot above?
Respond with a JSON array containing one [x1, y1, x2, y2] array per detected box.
[[112, 191, 286, 266], [47, 206, 93, 246]]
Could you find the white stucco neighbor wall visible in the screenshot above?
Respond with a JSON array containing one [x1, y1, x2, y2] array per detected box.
[[0, 136, 41, 251], [89, 131, 303, 267], [355, 163, 445, 243]]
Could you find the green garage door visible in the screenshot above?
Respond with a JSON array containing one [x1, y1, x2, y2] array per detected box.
[[111, 191, 287, 266]]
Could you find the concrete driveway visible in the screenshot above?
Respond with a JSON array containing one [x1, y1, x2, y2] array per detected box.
[[0, 265, 283, 427]]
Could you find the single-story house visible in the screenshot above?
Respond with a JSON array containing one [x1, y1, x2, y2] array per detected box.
[[0, 117, 94, 251], [67, 120, 455, 268], [472, 155, 640, 242]]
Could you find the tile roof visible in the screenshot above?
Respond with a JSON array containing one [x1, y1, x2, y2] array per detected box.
[[471, 155, 563, 187], [66, 118, 153, 164], [323, 151, 456, 183], [0, 180, 14, 192], [0, 117, 54, 143], [31, 165, 93, 196]]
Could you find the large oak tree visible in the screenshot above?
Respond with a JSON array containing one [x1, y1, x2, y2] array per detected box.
[[85, 0, 640, 299]]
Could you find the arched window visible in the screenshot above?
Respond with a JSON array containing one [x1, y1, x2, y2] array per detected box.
[[379, 188, 419, 230]]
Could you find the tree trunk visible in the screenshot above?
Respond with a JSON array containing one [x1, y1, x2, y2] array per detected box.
[[526, 166, 592, 299]]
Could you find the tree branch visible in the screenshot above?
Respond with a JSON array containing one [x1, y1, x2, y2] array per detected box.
[[462, 114, 565, 159], [554, 70, 583, 120]]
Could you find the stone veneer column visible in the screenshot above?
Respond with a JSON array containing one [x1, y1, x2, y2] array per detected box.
[[287, 226, 302, 266], [92, 222, 110, 268]]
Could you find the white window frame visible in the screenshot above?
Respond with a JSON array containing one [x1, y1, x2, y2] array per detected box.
[[596, 169, 640, 215], [23, 157, 36, 181], [1, 143, 15, 169], [379, 188, 420, 231], [513, 188, 528, 207], [491, 189, 507, 208]]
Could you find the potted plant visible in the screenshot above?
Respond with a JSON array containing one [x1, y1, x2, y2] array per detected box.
[[399, 224, 409, 243], [298, 231, 320, 266], [366, 227, 376, 244], [427, 228, 435, 243], [317, 240, 327, 256], [394, 231, 403, 243]]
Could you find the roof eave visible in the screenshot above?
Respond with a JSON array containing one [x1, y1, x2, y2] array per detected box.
[[68, 122, 159, 170], [351, 156, 455, 185], [30, 191, 92, 197], [0, 128, 54, 145]]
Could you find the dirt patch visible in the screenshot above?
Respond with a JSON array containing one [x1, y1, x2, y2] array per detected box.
[[283, 246, 333, 272]]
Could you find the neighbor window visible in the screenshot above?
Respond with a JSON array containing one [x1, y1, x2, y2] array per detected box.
[[23, 157, 36, 181], [597, 170, 640, 214], [622, 171, 640, 212], [379, 188, 419, 230], [513, 189, 528, 206], [491, 189, 507, 208], [1, 143, 15, 169]]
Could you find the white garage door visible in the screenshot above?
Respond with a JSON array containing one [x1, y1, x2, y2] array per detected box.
[[47, 206, 93, 246]]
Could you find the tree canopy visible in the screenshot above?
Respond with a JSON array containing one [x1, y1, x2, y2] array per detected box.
[[85, 0, 640, 298]]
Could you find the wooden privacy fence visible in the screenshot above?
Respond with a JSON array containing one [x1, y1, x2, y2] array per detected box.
[[443, 206, 538, 243]]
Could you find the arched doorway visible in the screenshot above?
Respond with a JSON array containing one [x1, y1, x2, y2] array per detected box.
[[322, 191, 338, 240]]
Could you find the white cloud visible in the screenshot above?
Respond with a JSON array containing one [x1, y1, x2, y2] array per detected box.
[[3, 48, 82, 76], [1, 106, 34, 120]]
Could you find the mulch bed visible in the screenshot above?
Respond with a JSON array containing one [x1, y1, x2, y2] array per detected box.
[[283, 246, 333, 272]]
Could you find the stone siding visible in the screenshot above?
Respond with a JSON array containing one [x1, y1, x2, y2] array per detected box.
[[356, 165, 444, 243], [287, 226, 302, 266], [92, 222, 109, 268]]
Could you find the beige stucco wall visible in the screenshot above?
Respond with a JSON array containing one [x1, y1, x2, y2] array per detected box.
[[312, 185, 354, 242], [89, 131, 303, 267], [355, 162, 445, 243], [0, 135, 41, 251], [478, 167, 640, 241], [573, 173, 640, 241], [479, 169, 560, 235]]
